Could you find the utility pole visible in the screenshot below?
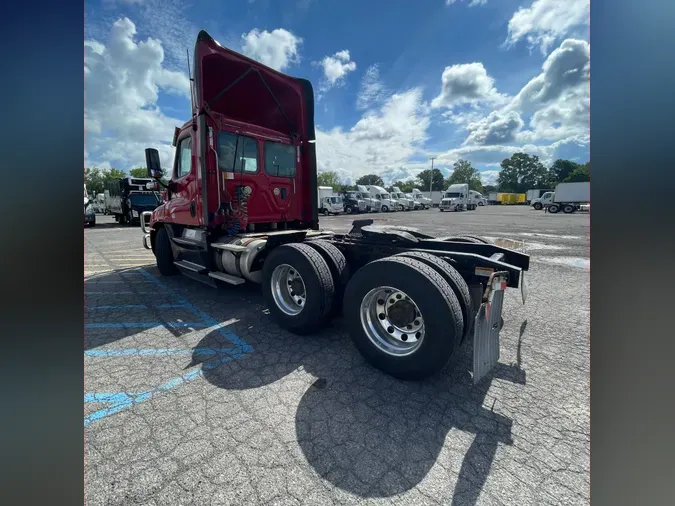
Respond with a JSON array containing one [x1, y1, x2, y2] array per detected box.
[[429, 157, 436, 201]]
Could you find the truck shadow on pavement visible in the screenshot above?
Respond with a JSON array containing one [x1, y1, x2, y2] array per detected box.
[[190, 314, 527, 506]]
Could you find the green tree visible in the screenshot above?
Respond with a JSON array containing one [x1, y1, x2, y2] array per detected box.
[[483, 185, 497, 193], [390, 180, 415, 192], [129, 167, 149, 178], [317, 171, 342, 188], [446, 159, 483, 192], [355, 174, 385, 187], [414, 169, 445, 192], [84, 167, 106, 195], [564, 162, 590, 182], [106, 168, 127, 180], [497, 153, 549, 193], [549, 159, 579, 184]]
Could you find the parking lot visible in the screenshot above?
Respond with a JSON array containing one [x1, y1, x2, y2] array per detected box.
[[85, 206, 589, 506]]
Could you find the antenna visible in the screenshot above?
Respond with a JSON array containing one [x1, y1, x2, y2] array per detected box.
[[186, 49, 195, 116]]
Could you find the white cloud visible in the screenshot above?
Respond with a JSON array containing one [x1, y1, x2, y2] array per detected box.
[[464, 110, 525, 145], [317, 50, 356, 91], [85, 17, 189, 170], [356, 64, 388, 110], [479, 170, 500, 185], [240, 28, 302, 71], [446, 0, 487, 6], [431, 63, 504, 109], [505, 0, 589, 55], [316, 88, 431, 179]]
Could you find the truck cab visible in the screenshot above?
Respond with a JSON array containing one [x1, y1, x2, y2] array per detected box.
[[411, 189, 431, 209], [341, 191, 366, 214], [391, 187, 414, 211], [356, 185, 379, 212], [367, 185, 396, 212], [468, 190, 485, 209], [440, 184, 469, 211]]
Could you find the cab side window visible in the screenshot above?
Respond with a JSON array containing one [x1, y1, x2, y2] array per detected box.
[[264, 141, 296, 177], [176, 136, 193, 178]]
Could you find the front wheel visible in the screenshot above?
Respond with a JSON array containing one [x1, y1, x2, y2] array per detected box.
[[344, 256, 464, 380], [381, 205, 389, 212], [533, 202, 543, 210], [154, 228, 178, 276], [345, 205, 353, 214]]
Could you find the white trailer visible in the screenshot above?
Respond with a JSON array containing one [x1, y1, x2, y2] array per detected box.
[[440, 184, 470, 212], [488, 192, 499, 205], [540, 182, 590, 214], [420, 191, 442, 207]]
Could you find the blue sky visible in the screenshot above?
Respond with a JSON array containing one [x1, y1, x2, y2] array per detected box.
[[85, 0, 589, 186]]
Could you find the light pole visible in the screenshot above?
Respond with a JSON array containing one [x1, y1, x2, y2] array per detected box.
[[429, 157, 436, 202]]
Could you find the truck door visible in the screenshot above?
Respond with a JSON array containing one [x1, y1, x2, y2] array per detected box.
[[168, 131, 201, 227]]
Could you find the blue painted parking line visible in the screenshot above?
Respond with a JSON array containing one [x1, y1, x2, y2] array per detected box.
[[85, 322, 207, 329], [85, 303, 190, 310], [85, 347, 228, 357], [84, 267, 254, 427]]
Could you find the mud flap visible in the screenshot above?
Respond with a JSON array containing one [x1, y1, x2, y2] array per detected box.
[[472, 272, 508, 385]]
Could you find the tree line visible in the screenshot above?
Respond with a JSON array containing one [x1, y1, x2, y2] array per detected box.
[[318, 153, 589, 195], [84, 167, 155, 195]]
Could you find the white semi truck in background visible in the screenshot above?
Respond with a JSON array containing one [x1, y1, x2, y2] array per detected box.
[[535, 182, 590, 213], [469, 190, 486, 208], [440, 184, 471, 212], [356, 184, 380, 212], [411, 189, 432, 209], [526, 189, 553, 205], [367, 185, 397, 212], [391, 187, 414, 211], [317, 186, 344, 215]]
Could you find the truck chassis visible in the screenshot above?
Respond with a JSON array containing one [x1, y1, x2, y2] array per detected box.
[[141, 215, 529, 383]]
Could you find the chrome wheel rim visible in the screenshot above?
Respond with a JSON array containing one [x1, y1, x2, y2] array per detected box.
[[271, 264, 306, 316], [359, 286, 425, 356]]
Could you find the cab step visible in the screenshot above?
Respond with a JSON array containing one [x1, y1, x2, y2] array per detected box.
[[174, 260, 208, 273], [208, 271, 246, 285]]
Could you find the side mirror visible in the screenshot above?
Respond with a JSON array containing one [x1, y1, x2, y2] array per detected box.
[[145, 148, 164, 179]]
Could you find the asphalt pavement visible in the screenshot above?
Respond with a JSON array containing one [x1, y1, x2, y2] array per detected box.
[[85, 205, 590, 506]]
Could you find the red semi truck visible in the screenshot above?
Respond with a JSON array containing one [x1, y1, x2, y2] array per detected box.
[[140, 31, 530, 382]]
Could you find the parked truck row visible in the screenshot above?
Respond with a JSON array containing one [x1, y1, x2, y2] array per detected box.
[[316, 184, 432, 215]]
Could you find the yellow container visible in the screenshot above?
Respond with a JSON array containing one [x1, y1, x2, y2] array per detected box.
[[516, 193, 526, 204]]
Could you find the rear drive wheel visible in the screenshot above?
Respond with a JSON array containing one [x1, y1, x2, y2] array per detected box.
[[262, 243, 335, 334], [533, 202, 543, 210], [394, 251, 473, 343], [563, 204, 576, 214], [154, 227, 178, 276], [344, 256, 463, 380], [548, 204, 560, 213], [306, 239, 350, 316]]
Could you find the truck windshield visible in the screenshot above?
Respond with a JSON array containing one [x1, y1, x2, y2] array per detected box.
[[264, 141, 296, 177], [129, 193, 159, 206], [330, 196, 342, 204], [445, 192, 462, 198], [345, 192, 358, 199]]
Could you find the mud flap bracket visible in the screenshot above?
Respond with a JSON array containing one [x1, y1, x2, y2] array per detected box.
[[472, 271, 508, 385]]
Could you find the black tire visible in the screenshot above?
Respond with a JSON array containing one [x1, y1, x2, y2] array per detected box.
[[343, 256, 463, 380], [306, 239, 350, 316], [381, 205, 389, 212], [533, 202, 543, 210], [262, 243, 335, 335], [345, 205, 353, 214], [394, 251, 473, 343], [154, 227, 178, 276], [548, 204, 560, 214], [563, 204, 576, 214]]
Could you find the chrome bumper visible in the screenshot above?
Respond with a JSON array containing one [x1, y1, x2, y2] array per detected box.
[[141, 211, 152, 250], [142, 234, 151, 250]]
